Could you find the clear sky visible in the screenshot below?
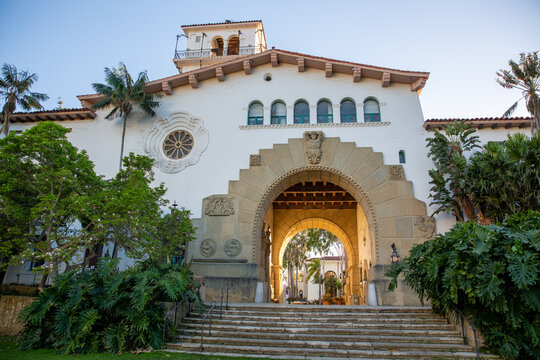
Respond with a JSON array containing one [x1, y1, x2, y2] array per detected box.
[[1, 0, 538, 119]]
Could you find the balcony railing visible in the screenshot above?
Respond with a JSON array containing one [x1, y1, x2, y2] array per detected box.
[[175, 46, 264, 59], [317, 114, 333, 123]]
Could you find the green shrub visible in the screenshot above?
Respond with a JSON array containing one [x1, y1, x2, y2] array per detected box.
[[18, 257, 202, 354], [386, 211, 540, 359]]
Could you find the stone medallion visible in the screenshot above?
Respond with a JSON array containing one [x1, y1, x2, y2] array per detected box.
[[200, 239, 217, 257], [224, 238, 242, 257]]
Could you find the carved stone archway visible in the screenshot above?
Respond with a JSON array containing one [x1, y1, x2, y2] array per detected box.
[[188, 132, 435, 305]]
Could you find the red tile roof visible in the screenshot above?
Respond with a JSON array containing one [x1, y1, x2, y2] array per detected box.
[[424, 117, 532, 130], [10, 108, 95, 123], [182, 20, 262, 28]]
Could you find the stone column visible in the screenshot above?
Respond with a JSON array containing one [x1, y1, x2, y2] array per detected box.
[[310, 104, 316, 124], [263, 106, 270, 125], [271, 265, 282, 301], [286, 105, 293, 124]]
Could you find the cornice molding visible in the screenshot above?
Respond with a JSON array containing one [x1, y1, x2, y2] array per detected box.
[[239, 122, 390, 130]]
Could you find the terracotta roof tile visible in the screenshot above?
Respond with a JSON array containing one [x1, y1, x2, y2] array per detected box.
[[10, 108, 96, 123], [182, 20, 262, 28], [423, 117, 532, 130]]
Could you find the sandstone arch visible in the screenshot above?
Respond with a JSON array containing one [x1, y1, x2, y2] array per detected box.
[[190, 133, 434, 305]]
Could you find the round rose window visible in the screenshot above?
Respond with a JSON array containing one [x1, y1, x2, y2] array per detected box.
[[163, 130, 194, 159]]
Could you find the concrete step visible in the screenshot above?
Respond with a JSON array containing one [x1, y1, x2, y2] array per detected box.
[[182, 317, 457, 331], [177, 334, 474, 352], [178, 328, 465, 344], [216, 303, 434, 314], [187, 313, 448, 324], [180, 322, 461, 337], [168, 342, 499, 359], [213, 309, 444, 320]]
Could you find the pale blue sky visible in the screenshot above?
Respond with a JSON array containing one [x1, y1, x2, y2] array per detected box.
[[1, 0, 538, 119]]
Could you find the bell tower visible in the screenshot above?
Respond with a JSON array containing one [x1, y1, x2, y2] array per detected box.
[[173, 20, 267, 73]]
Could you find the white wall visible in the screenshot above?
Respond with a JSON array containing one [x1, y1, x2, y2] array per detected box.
[[9, 62, 529, 237]]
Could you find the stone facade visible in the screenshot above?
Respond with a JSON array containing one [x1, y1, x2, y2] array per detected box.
[[0, 296, 34, 335]]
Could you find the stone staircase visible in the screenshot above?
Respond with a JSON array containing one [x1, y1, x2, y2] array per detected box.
[[167, 303, 498, 359]]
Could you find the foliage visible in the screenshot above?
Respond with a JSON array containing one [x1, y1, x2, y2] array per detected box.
[[0, 122, 193, 289], [385, 211, 540, 359], [0, 122, 102, 288], [468, 133, 539, 223], [427, 122, 539, 223], [497, 51, 540, 135], [91, 62, 160, 171], [426, 120, 481, 221], [19, 257, 202, 354], [306, 258, 323, 284], [0, 63, 49, 135]]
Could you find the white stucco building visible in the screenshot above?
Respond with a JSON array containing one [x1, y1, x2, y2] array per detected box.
[[3, 20, 531, 305]]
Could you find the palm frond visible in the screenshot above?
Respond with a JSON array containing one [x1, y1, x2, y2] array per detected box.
[[502, 100, 520, 118]]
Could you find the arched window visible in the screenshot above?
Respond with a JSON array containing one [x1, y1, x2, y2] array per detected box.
[[247, 102, 263, 125], [364, 98, 381, 122], [294, 100, 310, 124], [399, 150, 406, 164], [227, 35, 239, 56], [340, 99, 357, 123], [317, 100, 333, 123], [271, 101, 287, 124], [211, 37, 224, 56]]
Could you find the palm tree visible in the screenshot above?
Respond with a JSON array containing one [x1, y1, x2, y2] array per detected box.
[[92, 62, 160, 171], [0, 64, 49, 135], [306, 258, 323, 304], [497, 51, 540, 135]]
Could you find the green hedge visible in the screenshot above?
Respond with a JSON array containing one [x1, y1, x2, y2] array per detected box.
[[386, 211, 540, 359], [19, 258, 201, 354]]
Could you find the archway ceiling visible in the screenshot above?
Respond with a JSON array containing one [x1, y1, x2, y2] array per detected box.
[[273, 181, 357, 210]]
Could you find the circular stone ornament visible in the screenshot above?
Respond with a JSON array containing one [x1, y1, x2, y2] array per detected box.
[[144, 111, 209, 173], [224, 238, 242, 257], [200, 239, 217, 257]]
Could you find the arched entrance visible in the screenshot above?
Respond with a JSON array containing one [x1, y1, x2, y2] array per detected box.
[[189, 131, 436, 305], [274, 217, 362, 305]]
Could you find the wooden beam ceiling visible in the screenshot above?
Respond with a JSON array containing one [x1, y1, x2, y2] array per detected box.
[[272, 181, 357, 210]]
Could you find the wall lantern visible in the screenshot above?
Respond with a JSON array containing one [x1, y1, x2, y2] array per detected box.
[[390, 243, 401, 263]]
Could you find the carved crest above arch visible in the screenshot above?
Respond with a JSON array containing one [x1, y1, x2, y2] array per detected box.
[[303, 131, 323, 164]]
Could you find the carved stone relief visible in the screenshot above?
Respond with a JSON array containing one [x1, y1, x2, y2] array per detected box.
[[205, 196, 235, 216], [200, 239, 217, 257], [303, 131, 323, 164], [250, 154, 262, 167], [224, 238, 242, 257], [415, 216, 436, 239], [144, 111, 209, 173], [388, 165, 405, 181]]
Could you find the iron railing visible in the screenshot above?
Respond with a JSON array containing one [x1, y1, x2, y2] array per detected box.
[[200, 281, 232, 351], [449, 302, 480, 360], [162, 297, 192, 344], [175, 46, 264, 59]]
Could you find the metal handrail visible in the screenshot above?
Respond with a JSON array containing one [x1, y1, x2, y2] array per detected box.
[[200, 303, 216, 351], [175, 46, 263, 59], [449, 302, 480, 359], [162, 298, 191, 344], [200, 281, 233, 351]]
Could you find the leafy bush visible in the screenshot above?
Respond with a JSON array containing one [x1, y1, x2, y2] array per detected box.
[[386, 211, 540, 359], [18, 257, 201, 354]]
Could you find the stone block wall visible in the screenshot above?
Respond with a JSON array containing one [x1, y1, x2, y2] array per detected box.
[[0, 295, 34, 335]]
